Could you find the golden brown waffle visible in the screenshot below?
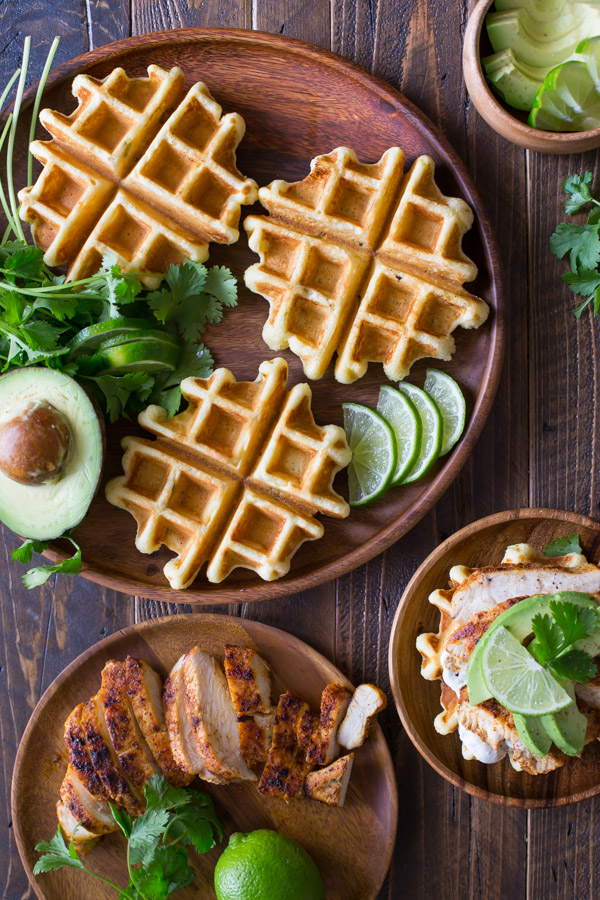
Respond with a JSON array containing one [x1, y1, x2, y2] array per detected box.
[[244, 148, 489, 382], [18, 65, 258, 281], [105, 358, 351, 589]]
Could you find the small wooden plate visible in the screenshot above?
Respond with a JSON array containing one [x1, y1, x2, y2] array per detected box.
[[463, 0, 600, 153], [388, 508, 600, 807], [12, 613, 397, 899], [11, 27, 503, 604]]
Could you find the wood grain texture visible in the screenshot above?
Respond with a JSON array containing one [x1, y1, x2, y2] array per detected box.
[[12, 614, 397, 900], [1, 0, 598, 899]]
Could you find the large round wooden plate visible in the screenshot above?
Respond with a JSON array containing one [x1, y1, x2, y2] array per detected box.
[[12, 613, 397, 899], [17, 28, 503, 603], [388, 508, 600, 807]]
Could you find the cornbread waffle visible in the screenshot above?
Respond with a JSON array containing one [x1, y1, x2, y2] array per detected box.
[[105, 358, 351, 589], [18, 66, 258, 281], [244, 148, 489, 382]]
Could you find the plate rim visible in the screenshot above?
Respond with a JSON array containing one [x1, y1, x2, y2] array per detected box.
[[19, 26, 504, 604], [388, 506, 600, 808], [12, 610, 399, 899]]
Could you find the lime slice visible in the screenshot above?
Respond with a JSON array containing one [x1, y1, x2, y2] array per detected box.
[[98, 329, 178, 350], [529, 60, 600, 132], [68, 318, 152, 357], [577, 35, 600, 90], [423, 369, 466, 456], [376, 385, 421, 485], [95, 339, 180, 375], [342, 402, 397, 507], [395, 383, 442, 484], [482, 626, 573, 716]]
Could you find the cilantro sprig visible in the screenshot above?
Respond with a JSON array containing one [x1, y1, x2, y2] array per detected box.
[[543, 533, 583, 557], [34, 775, 222, 899], [530, 599, 599, 684], [11, 535, 82, 587], [550, 172, 600, 317]]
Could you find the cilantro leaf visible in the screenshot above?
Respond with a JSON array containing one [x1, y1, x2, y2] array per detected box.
[[82, 372, 154, 423], [111, 804, 132, 839], [549, 599, 598, 644], [563, 172, 596, 214], [33, 827, 84, 874], [11, 538, 49, 563], [550, 648, 598, 683], [129, 808, 171, 866], [204, 265, 238, 308], [21, 538, 81, 589], [531, 612, 564, 665], [549, 223, 600, 270], [134, 844, 195, 900], [543, 533, 582, 557]]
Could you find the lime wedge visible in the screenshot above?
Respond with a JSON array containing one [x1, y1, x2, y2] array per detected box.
[[376, 385, 421, 485], [68, 318, 152, 357], [99, 329, 178, 350], [342, 402, 397, 507], [482, 626, 573, 716], [529, 59, 600, 132], [423, 369, 466, 456], [395, 383, 442, 484], [95, 339, 180, 375], [577, 35, 600, 90]]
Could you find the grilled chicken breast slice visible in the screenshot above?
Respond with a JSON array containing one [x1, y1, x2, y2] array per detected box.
[[101, 660, 160, 791], [56, 800, 100, 854], [126, 656, 193, 787], [59, 764, 116, 837], [80, 694, 144, 816], [258, 692, 310, 800], [338, 684, 387, 750], [305, 754, 354, 807], [64, 703, 110, 804], [223, 645, 274, 766], [182, 647, 256, 782], [306, 683, 352, 765], [163, 655, 228, 783]]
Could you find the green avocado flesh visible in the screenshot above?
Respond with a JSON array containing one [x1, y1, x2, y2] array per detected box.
[[541, 701, 588, 755], [513, 713, 553, 756], [0, 368, 104, 540], [466, 591, 598, 706]]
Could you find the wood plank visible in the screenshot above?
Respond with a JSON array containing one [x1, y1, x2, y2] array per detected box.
[[526, 149, 600, 900], [131, 0, 251, 34], [254, 0, 331, 48]]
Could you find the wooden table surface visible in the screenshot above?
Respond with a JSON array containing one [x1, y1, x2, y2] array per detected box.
[[0, 1, 598, 898]]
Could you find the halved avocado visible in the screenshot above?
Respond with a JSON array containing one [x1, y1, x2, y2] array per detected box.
[[0, 368, 104, 540]]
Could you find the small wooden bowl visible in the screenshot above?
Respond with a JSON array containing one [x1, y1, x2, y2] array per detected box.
[[388, 508, 600, 807], [463, 0, 600, 153]]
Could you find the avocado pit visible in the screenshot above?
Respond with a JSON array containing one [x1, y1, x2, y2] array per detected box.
[[0, 400, 73, 485]]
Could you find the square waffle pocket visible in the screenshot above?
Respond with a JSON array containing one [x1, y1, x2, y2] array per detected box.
[[18, 65, 258, 282], [105, 358, 352, 589], [244, 147, 489, 383]]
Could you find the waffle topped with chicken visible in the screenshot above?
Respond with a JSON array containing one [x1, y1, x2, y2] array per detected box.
[[244, 147, 489, 382], [18, 65, 258, 283], [417, 543, 600, 775], [105, 357, 351, 589]]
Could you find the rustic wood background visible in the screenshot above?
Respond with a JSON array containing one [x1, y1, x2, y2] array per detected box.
[[0, 1, 597, 898]]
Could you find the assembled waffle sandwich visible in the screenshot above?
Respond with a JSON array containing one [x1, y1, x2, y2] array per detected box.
[[18, 65, 258, 283], [105, 358, 351, 589], [244, 147, 489, 382]]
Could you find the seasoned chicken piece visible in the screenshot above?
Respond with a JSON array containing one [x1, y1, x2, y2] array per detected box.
[[258, 692, 310, 800], [224, 645, 272, 713], [64, 703, 110, 805], [304, 754, 354, 807], [182, 646, 255, 782], [441, 598, 522, 688], [448, 564, 600, 629], [306, 683, 351, 765], [126, 656, 193, 787], [338, 684, 387, 750], [56, 800, 100, 854], [80, 694, 144, 816], [163, 656, 221, 782], [59, 764, 116, 838], [223, 645, 274, 766], [100, 660, 160, 791]]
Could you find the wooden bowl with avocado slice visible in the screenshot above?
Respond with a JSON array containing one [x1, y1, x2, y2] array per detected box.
[[463, 0, 600, 153]]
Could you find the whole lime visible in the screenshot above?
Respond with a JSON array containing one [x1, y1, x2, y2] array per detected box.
[[214, 829, 325, 900]]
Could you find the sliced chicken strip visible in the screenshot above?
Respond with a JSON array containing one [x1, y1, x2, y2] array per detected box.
[[223, 645, 272, 713], [258, 692, 310, 800], [182, 647, 256, 782], [56, 800, 100, 854], [64, 703, 110, 804], [80, 694, 144, 817], [306, 683, 352, 765], [305, 754, 354, 807], [163, 655, 226, 783], [126, 656, 193, 787], [59, 764, 116, 837], [338, 684, 387, 750], [100, 659, 160, 791]]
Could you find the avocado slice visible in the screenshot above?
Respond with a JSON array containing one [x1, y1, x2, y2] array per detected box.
[[513, 713, 553, 756], [541, 702, 588, 755], [0, 368, 104, 540], [467, 591, 598, 706]]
